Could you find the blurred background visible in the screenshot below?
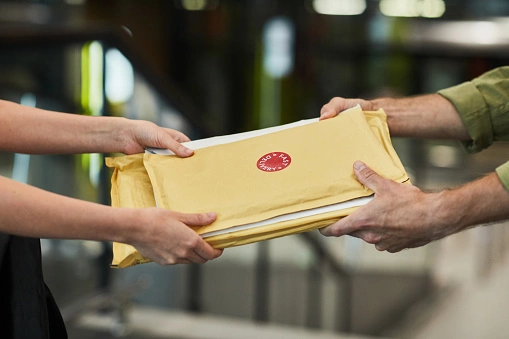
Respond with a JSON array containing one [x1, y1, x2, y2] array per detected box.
[[1, 0, 509, 338]]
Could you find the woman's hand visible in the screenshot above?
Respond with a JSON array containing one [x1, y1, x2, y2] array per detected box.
[[129, 209, 224, 265], [123, 119, 194, 157]]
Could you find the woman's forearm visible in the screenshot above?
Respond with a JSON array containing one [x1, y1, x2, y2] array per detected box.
[[0, 99, 132, 154], [0, 175, 133, 242]]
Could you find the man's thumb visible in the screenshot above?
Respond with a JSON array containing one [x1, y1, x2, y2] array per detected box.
[[353, 161, 384, 193]]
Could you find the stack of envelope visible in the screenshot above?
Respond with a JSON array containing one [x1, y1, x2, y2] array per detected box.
[[106, 106, 410, 268]]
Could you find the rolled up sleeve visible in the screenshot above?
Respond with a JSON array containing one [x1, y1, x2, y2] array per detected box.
[[438, 66, 509, 153], [496, 161, 509, 193]]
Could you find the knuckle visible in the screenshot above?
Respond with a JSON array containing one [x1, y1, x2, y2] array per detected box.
[[364, 233, 378, 244], [355, 215, 375, 230], [181, 247, 194, 259], [164, 257, 178, 265], [361, 168, 377, 181], [330, 224, 344, 237], [187, 237, 201, 249], [191, 213, 207, 224]]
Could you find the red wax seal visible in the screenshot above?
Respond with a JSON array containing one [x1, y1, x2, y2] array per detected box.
[[257, 152, 291, 172]]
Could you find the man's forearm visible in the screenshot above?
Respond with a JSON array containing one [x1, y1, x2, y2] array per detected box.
[[0, 99, 131, 154], [370, 94, 471, 140], [434, 172, 509, 236]]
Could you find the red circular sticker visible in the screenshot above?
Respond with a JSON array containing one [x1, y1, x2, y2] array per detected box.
[[257, 152, 291, 172]]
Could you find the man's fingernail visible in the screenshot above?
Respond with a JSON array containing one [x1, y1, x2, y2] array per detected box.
[[353, 161, 365, 171], [184, 148, 194, 155]]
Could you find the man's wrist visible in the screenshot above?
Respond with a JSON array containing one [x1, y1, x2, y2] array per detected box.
[[369, 98, 387, 112], [431, 190, 466, 238]]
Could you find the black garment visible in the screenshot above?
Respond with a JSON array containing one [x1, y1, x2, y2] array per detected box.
[[0, 234, 67, 339]]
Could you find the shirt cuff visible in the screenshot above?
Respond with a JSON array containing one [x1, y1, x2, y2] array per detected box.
[[496, 161, 509, 193], [438, 82, 494, 153]]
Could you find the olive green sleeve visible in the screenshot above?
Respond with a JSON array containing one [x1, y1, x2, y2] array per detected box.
[[496, 161, 509, 192], [438, 66, 509, 193], [438, 66, 509, 153]]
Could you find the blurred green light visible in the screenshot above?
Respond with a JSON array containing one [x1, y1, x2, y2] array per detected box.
[[182, 0, 207, 11]]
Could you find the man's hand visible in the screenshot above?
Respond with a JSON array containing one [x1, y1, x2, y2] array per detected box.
[[320, 97, 374, 120], [320, 161, 456, 252], [130, 209, 223, 265]]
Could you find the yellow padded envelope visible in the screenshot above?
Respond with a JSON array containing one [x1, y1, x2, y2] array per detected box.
[[106, 154, 153, 267], [106, 107, 409, 268]]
